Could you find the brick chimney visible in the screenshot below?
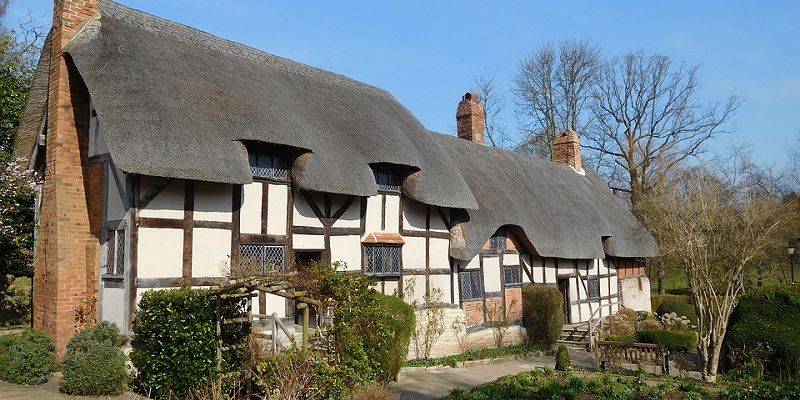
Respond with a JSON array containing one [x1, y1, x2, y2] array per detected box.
[[456, 92, 485, 144], [553, 131, 583, 173], [33, 0, 100, 355]]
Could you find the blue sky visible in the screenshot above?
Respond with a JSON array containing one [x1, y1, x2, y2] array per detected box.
[[8, 1, 800, 167]]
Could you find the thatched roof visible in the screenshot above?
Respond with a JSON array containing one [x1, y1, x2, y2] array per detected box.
[[12, 32, 51, 162], [61, 0, 477, 209], [436, 133, 658, 260], [17, 0, 657, 260]]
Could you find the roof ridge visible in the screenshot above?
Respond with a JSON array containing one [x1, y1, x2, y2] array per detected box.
[[97, 0, 393, 99]]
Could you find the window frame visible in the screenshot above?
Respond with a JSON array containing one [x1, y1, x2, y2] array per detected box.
[[247, 146, 291, 182], [104, 227, 126, 276], [459, 270, 483, 301], [503, 265, 522, 287], [238, 244, 286, 274], [373, 169, 401, 192], [586, 277, 601, 300], [363, 244, 403, 277]]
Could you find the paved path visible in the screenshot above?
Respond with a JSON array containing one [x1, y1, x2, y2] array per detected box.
[[0, 375, 144, 400], [393, 350, 596, 400]]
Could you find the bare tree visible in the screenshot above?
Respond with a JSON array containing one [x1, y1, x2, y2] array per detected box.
[[513, 39, 600, 159], [473, 74, 510, 149], [586, 51, 742, 205], [636, 168, 789, 382]]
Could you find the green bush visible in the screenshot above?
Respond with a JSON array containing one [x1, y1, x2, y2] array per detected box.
[[1, 329, 55, 384], [725, 285, 800, 379], [635, 329, 696, 352], [522, 285, 564, 345], [130, 288, 249, 398], [0, 332, 20, 380], [60, 322, 129, 395], [0, 276, 31, 327], [555, 345, 570, 371], [373, 294, 415, 380], [652, 294, 697, 326]]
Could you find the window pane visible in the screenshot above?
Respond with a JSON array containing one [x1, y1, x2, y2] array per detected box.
[[460, 270, 483, 301], [504, 266, 521, 285], [249, 152, 289, 180], [365, 246, 401, 276], [238, 244, 285, 274], [374, 170, 400, 191]]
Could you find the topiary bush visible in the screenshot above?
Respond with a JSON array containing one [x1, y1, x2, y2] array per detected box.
[[653, 294, 697, 326], [724, 285, 800, 379], [374, 293, 415, 380], [1, 329, 55, 384], [555, 345, 570, 371], [130, 288, 249, 398], [635, 329, 696, 352], [522, 285, 564, 345], [60, 322, 129, 395]]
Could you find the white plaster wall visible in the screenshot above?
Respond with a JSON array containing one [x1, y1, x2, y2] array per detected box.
[[383, 280, 399, 296], [364, 195, 382, 232], [137, 227, 183, 278], [402, 199, 426, 231], [429, 275, 452, 304], [265, 294, 287, 318], [139, 177, 184, 219], [402, 236, 426, 269], [194, 182, 232, 222], [502, 254, 519, 266], [266, 184, 288, 235], [240, 182, 262, 234], [384, 195, 400, 232], [599, 258, 609, 274], [451, 271, 460, 301], [610, 275, 619, 295], [293, 193, 323, 228], [330, 235, 361, 271], [101, 285, 125, 329], [587, 259, 599, 275], [191, 228, 231, 277], [429, 238, 449, 269], [483, 256, 501, 293], [558, 259, 574, 275], [293, 234, 324, 250], [402, 275, 426, 304], [331, 198, 360, 228], [544, 258, 557, 283], [600, 276, 611, 297], [531, 256, 543, 283], [619, 276, 651, 312], [429, 208, 448, 233]]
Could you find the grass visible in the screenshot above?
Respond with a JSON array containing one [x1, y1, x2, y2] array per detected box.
[[405, 343, 549, 368]]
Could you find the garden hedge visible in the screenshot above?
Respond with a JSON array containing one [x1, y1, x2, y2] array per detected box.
[[724, 285, 800, 378], [635, 329, 696, 352], [522, 285, 564, 345], [130, 288, 249, 398], [0, 329, 55, 384], [60, 322, 129, 395], [374, 293, 415, 380], [651, 294, 697, 326]]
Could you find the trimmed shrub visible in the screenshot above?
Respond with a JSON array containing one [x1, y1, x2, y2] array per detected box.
[[2, 329, 55, 384], [130, 288, 249, 398], [637, 319, 663, 331], [373, 294, 415, 380], [555, 345, 570, 371], [60, 322, 129, 395], [635, 329, 696, 352], [617, 307, 639, 322], [653, 294, 697, 326], [725, 285, 800, 379], [522, 285, 564, 345], [605, 335, 636, 343]]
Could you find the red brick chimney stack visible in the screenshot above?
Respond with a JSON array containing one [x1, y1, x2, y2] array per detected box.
[[553, 131, 583, 173], [456, 92, 486, 144], [33, 0, 100, 355]]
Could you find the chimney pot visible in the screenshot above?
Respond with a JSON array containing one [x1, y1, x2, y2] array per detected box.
[[456, 92, 485, 144], [553, 131, 583, 173]]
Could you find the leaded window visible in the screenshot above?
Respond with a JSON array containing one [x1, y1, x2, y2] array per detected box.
[[105, 229, 125, 275], [374, 170, 401, 192], [364, 245, 402, 276], [503, 266, 522, 286], [587, 277, 601, 299], [460, 270, 483, 301], [489, 234, 506, 252], [239, 244, 285, 274], [249, 152, 289, 180]]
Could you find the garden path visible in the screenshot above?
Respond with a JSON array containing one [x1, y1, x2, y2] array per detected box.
[[0, 374, 145, 400]]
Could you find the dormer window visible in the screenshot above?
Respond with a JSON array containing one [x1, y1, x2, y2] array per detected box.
[[374, 169, 401, 192], [489, 229, 507, 252], [248, 150, 289, 180]]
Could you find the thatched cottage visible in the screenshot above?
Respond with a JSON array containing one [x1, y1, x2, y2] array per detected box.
[[15, 0, 657, 354]]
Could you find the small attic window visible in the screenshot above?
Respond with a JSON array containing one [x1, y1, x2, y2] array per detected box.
[[489, 228, 507, 252], [248, 150, 289, 181], [374, 169, 401, 192]]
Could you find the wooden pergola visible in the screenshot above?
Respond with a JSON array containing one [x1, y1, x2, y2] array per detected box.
[[210, 276, 324, 374]]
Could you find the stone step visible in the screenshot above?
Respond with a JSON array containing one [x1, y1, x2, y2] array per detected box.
[[556, 340, 590, 351]]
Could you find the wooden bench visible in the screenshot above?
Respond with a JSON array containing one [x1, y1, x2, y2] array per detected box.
[[596, 341, 665, 374]]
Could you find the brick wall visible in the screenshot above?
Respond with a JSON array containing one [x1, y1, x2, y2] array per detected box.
[[456, 92, 485, 144], [33, 0, 99, 355], [463, 300, 483, 327], [553, 131, 582, 171], [504, 287, 522, 321]]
